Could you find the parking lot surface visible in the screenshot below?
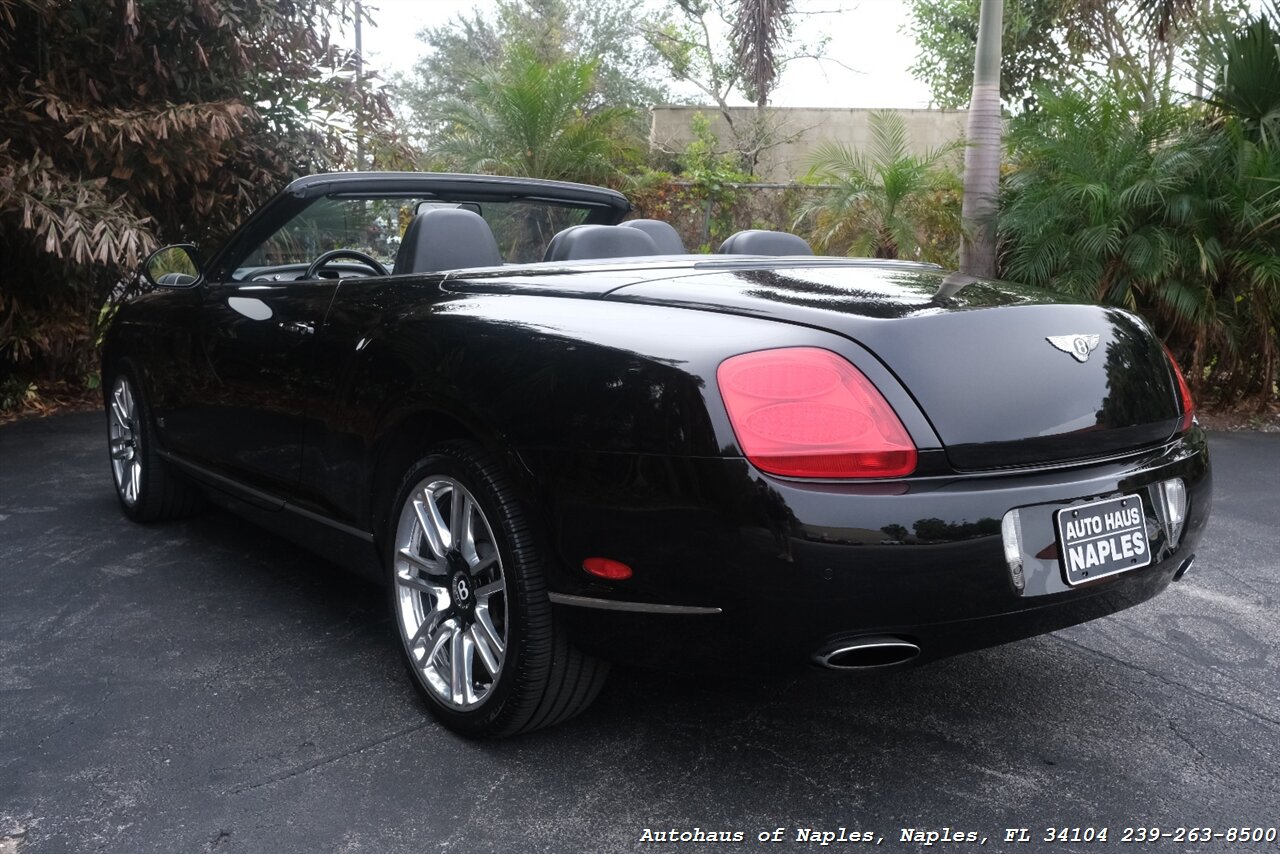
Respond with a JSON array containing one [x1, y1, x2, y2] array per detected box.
[[1, 413, 1278, 853]]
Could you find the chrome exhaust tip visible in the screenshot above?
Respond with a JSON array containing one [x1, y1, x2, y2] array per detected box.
[[1173, 554, 1195, 582], [814, 636, 921, 670]]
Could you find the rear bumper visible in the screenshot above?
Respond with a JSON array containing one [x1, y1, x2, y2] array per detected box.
[[524, 428, 1211, 672]]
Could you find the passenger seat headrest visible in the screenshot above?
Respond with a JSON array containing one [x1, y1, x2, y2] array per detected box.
[[543, 224, 661, 262], [392, 208, 503, 275], [620, 219, 685, 254], [716, 229, 814, 257]]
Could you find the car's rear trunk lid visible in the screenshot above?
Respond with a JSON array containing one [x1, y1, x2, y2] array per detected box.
[[607, 264, 1184, 470]]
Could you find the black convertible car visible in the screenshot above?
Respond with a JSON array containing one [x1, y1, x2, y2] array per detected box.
[[103, 172, 1210, 736]]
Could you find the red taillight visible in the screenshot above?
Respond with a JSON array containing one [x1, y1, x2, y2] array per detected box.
[[583, 557, 633, 580], [1163, 345, 1194, 432], [717, 347, 917, 478]]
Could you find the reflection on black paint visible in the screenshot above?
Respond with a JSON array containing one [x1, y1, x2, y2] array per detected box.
[[734, 268, 1050, 320], [1097, 309, 1178, 429], [912, 516, 1000, 543]]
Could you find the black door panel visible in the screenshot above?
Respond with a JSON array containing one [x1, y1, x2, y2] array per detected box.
[[161, 281, 339, 496]]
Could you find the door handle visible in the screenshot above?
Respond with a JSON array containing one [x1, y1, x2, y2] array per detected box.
[[278, 321, 315, 336]]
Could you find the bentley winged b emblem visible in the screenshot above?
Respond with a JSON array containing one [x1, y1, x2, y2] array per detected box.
[[1046, 334, 1101, 363]]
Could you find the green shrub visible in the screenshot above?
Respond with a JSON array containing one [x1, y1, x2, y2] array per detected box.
[[1000, 87, 1280, 406]]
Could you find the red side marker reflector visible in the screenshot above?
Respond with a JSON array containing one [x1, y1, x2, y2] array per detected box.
[[583, 557, 633, 580]]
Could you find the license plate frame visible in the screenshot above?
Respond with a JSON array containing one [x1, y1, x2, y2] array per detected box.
[[1055, 494, 1151, 586]]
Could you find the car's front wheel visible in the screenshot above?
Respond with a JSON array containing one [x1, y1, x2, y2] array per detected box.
[[105, 366, 203, 522], [388, 443, 608, 737]]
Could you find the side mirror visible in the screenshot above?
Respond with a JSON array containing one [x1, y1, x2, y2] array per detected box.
[[142, 244, 203, 288]]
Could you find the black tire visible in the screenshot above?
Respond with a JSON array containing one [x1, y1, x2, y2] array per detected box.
[[104, 364, 204, 523], [386, 442, 608, 737]]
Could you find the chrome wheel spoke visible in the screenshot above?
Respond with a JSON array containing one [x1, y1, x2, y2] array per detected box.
[[449, 625, 466, 704], [423, 618, 454, 665], [110, 400, 130, 430], [396, 567, 448, 600], [473, 603, 505, 657], [474, 580, 503, 603], [461, 631, 478, 705], [469, 551, 497, 577], [467, 625, 498, 678], [413, 493, 450, 559], [409, 609, 444, 652], [396, 546, 447, 578], [453, 492, 475, 563]]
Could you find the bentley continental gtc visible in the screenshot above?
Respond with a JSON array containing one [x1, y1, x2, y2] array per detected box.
[[102, 172, 1211, 736]]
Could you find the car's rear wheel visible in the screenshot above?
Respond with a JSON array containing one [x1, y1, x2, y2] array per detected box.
[[388, 443, 608, 737], [105, 367, 203, 522]]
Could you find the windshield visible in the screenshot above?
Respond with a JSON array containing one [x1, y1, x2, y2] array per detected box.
[[238, 195, 594, 277]]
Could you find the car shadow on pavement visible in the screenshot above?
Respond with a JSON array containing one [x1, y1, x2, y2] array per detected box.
[[172, 498, 1057, 742]]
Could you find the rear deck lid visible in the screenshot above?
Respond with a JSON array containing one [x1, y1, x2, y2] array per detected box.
[[607, 265, 1184, 470]]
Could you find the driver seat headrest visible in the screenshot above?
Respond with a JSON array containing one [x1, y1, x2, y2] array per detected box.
[[393, 208, 503, 275]]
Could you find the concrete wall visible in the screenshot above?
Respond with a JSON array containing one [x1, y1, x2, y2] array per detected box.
[[649, 106, 968, 182]]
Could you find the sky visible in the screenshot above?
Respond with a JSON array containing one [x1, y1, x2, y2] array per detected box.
[[347, 0, 938, 110]]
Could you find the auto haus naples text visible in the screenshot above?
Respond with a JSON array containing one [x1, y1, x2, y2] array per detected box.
[[637, 827, 982, 845], [1062, 504, 1147, 573]]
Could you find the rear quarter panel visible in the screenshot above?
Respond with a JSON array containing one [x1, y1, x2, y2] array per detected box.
[[305, 288, 836, 511]]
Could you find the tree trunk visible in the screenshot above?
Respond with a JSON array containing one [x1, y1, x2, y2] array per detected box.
[[959, 0, 1003, 279]]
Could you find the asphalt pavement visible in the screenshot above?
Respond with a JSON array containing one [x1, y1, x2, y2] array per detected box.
[[1, 413, 1277, 853]]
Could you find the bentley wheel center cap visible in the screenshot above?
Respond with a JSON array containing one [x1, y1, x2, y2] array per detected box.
[[452, 573, 473, 610]]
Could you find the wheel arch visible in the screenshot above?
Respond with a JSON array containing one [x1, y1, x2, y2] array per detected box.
[[367, 407, 543, 559]]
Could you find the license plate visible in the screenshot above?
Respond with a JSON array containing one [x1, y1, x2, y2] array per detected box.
[[1055, 494, 1151, 586]]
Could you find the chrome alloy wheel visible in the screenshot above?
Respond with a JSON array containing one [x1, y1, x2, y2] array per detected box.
[[393, 476, 508, 710], [108, 374, 142, 506]]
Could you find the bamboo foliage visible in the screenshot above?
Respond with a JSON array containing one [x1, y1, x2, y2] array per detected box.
[[0, 145, 156, 267], [0, 0, 406, 394]]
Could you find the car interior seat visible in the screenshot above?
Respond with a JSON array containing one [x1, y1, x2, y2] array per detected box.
[[392, 208, 504, 275], [620, 219, 686, 254], [543, 224, 661, 262], [716, 229, 814, 256]]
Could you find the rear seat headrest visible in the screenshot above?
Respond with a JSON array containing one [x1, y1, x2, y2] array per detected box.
[[543, 224, 661, 262], [716, 229, 813, 256], [620, 219, 685, 254]]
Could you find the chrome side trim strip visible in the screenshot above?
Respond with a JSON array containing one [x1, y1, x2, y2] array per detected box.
[[156, 450, 375, 543], [157, 449, 284, 508], [547, 593, 721, 615], [284, 501, 376, 543]]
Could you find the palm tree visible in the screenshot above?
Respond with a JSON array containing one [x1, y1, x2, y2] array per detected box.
[[432, 48, 637, 184], [958, 0, 1003, 278], [800, 110, 960, 260], [734, 0, 793, 108]]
